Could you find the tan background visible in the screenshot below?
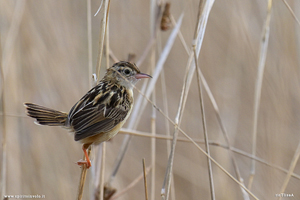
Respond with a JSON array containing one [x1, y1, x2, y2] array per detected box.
[[1, 0, 300, 199]]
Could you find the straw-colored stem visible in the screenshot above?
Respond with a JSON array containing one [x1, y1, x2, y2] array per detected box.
[[281, 0, 300, 26], [97, 14, 110, 200], [150, 43, 156, 200], [0, 35, 7, 200], [118, 128, 300, 180], [1, 1, 25, 198], [170, 15, 190, 56], [142, 159, 149, 200], [77, 148, 91, 200], [96, 0, 111, 83], [248, 0, 272, 190], [99, 143, 106, 200], [87, 0, 93, 88], [278, 141, 300, 199], [159, 39, 176, 200], [149, 2, 157, 197], [193, 43, 215, 200]]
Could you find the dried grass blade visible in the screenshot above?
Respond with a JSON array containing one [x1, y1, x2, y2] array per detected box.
[[193, 43, 215, 200], [248, 0, 272, 189], [278, 141, 300, 199]]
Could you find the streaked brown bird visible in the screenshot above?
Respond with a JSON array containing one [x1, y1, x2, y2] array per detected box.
[[24, 61, 151, 168]]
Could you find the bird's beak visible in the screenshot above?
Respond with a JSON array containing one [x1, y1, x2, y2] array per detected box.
[[135, 73, 152, 79]]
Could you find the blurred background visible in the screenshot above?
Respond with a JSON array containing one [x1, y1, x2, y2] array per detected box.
[[1, 0, 300, 199]]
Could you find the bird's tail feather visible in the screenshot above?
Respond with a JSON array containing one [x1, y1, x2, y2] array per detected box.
[[24, 103, 68, 126]]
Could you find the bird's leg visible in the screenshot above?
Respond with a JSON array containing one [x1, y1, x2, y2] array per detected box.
[[77, 144, 92, 168]]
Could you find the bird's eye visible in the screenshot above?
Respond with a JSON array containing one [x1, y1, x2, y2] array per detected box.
[[123, 68, 131, 75]]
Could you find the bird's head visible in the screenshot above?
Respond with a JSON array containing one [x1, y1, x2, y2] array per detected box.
[[104, 61, 152, 89]]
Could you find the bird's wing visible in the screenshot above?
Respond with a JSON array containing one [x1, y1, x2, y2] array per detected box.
[[68, 83, 132, 141]]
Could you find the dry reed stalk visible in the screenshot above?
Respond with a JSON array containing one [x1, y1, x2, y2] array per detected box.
[[0, 34, 7, 200], [193, 43, 215, 200], [78, 1, 111, 199], [281, 0, 300, 26], [95, 17, 111, 200], [1, 0, 25, 84], [142, 159, 149, 200], [170, 14, 190, 56], [161, 1, 214, 199], [160, 70, 176, 200], [157, 14, 176, 199], [128, 76, 258, 199], [96, 0, 111, 83], [119, 128, 300, 180], [77, 148, 91, 200], [150, 55, 156, 200], [110, 166, 151, 200], [1, 1, 25, 198], [278, 142, 300, 199], [107, 14, 183, 188], [248, 0, 272, 190], [149, 2, 157, 198], [87, 0, 93, 88], [169, 3, 248, 197], [99, 143, 106, 200]]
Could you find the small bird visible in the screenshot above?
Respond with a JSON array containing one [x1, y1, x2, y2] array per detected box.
[[24, 61, 151, 168]]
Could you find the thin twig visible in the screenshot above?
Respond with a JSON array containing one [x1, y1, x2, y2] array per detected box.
[[142, 159, 149, 200], [193, 42, 215, 200], [248, 0, 272, 190]]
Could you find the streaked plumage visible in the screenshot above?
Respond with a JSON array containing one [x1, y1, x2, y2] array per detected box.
[[24, 61, 151, 168]]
